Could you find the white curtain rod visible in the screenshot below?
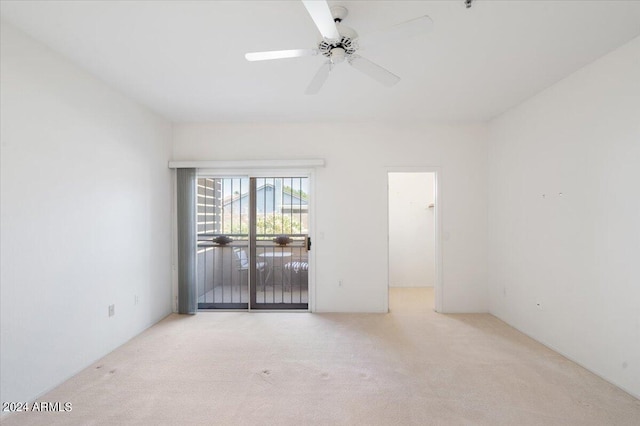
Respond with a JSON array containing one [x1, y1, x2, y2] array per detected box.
[[168, 159, 325, 169]]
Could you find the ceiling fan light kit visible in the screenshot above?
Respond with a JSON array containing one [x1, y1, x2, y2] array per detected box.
[[245, 0, 433, 94]]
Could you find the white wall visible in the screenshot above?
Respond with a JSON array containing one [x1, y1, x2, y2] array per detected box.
[[487, 36, 640, 397], [173, 122, 488, 313], [388, 173, 436, 287], [0, 22, 173, 404]]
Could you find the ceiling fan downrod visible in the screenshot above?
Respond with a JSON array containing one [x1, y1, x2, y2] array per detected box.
[[330, 5, 348, 22]]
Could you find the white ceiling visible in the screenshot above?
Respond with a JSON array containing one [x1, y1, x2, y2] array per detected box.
[[1, 0, 639, 123]]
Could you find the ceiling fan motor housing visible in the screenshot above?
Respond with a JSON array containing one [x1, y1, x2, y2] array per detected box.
[[319, 7, 358, 63], [319, 33, 357, 62]]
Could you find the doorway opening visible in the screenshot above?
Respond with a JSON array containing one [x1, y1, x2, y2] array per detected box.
[[387, 172, 438, 312]]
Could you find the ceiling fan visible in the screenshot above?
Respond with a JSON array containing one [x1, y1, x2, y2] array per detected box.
[[245, 0, 434, 94]]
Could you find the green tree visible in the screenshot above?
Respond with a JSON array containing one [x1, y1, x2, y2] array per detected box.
[[283, 186, 308, 200], [222, 213, 302, 235], [257, 214, 302, 235]]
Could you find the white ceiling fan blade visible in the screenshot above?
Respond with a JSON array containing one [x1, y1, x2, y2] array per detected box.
[[358, 15, 434, 49], [245, 49, 318, 62], [349, 55, 400, 87], [301, 0, 340, 41], [305, 61, 332, 95]]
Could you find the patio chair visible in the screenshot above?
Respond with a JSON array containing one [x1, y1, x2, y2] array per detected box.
[[233, 248, 267, 288], [283, 260, 309, 290]]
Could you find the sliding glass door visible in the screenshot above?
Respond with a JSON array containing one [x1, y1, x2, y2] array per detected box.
[[196, 176, 309, 310]]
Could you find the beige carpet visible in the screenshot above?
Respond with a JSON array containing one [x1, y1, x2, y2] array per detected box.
[[3, 288, 639, 425]]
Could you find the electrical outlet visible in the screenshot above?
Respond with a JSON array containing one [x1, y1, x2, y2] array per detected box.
[[338, 280, 343, 287], [108, 304, 115, 317], [536, 302, 543, 311], [134, 295, 139, 305]]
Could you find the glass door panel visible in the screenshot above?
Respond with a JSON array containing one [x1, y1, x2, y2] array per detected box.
[[197, 177, 249, 309], [251, 177, 309, 310]]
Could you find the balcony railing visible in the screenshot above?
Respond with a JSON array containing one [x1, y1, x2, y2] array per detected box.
[[197, 233, 308, 308]]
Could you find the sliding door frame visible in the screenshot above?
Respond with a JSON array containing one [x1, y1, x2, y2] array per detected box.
[[195, 167, 316, 312]]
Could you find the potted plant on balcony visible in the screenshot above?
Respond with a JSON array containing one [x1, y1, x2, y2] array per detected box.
[[213, 235, 233, 246], [273, 235, 292, 246]]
